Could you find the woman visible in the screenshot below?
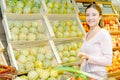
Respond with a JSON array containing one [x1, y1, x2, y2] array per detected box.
[[78, 2, 112, 79]]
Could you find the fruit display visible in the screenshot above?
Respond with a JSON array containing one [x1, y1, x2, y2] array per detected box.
[[8, 42, 57, 74], [42, 0, 75, 14], [55, 40, 82, 64], [4, 0, 41, 14], [14, 68, 65, 80], [6, 19, 49, 42], [103, 19, 119, 32], [81, 22, 89, 32], [111, 34, 120, 48], [106, 50, 120, 73], [47, 15, 85, 38]]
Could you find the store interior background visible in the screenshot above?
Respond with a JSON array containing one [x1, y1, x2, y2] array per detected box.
[[0, 0, 120, 79]]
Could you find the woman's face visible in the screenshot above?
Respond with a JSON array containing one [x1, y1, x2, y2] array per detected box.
[[85, 7, 101, 28]]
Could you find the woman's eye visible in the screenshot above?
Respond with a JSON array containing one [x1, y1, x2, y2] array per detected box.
[[93, 14, 96, 16], [86, 14, 89, 16]]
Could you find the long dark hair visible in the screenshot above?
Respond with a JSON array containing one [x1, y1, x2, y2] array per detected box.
[[85, 2, 103, 28]]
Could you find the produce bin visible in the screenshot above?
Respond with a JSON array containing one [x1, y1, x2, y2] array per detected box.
[[1, 0, 43, 14], [44, 14, 85, 39], [2, 14, 50, 45], [41, 0, 77, 14], [51, 39, 83, 65], [7, 41, 58, 75]]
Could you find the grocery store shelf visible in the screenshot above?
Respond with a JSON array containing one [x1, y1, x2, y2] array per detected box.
[[110, 31, 120, 35], [113, 47, 120, 50], [108, 70, 120, 78]]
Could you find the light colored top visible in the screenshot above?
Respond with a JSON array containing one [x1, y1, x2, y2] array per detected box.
[[80, 28, 112, 73]]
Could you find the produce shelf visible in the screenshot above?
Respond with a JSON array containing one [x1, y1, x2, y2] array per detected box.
[[52, 39, 83, 65], [44, 14, 85, 40], [7, 41, 58, 75], [41, 0, 77, 14], [1, 0, 43, 14], [108, 70, 120, 78], [2, 14, 50, 45]]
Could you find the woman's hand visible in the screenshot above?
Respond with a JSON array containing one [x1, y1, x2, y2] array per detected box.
[[78, 52, 89, 60]]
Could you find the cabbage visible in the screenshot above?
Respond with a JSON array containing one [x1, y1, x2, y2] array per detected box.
[[31, 21, 39, 28], [23, 21, 31, 28], [11, 34, 19, 41], [39, 69, 50, 79], [20, 48, 29, 56], [27, 55, 36, 62], [27, 33, 36, 41], [18, 54, 27, 63], [36, 53, 45, 61], [6, 6, 13, 13], [8, 21, 14, 29], [29, 47, 38, 55], [38, 26, 45, 33], [36, 34, 45, 40], [14, 21, 23, 28], [19, 33, 27, 40], [70, 56, 77, 62], [29, 27, 37, 33], [11, 27, 19, 34], [13, 7, 23, 13], [38, 47, 46, 54], [17, 63, 25, 71], [45, 53, 53, 60], [34, 61, 43, 68], [43, 60, 51, 68], [23, 6, 31, 14], [25, 62, 34, 71], [32, 7, 40, 13], [50, 70, 58, 77], [28, 71, 39, 80], [20, 27, 29, 34], [16, 1, 24, 8]]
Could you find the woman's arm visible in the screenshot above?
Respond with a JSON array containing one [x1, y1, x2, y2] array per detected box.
[[87, 32, 112, 66]]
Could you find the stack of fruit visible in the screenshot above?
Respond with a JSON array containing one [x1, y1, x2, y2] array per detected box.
[[55, 40, 82, 64], [11, 44, 57, 73], [106, 50, 120, 73], [103, 19, 119, 32], [7, 19, 48, 41], [44, 0, 75, 14], [14, 68, 66, 80], [111, 35, 120, 48], [51, 20, 83, 38], [81, 22, 89, 32], [5, 0, 41, 14]]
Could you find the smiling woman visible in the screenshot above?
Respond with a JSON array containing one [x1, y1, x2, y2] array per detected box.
[[77, 2, 112, 79]]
